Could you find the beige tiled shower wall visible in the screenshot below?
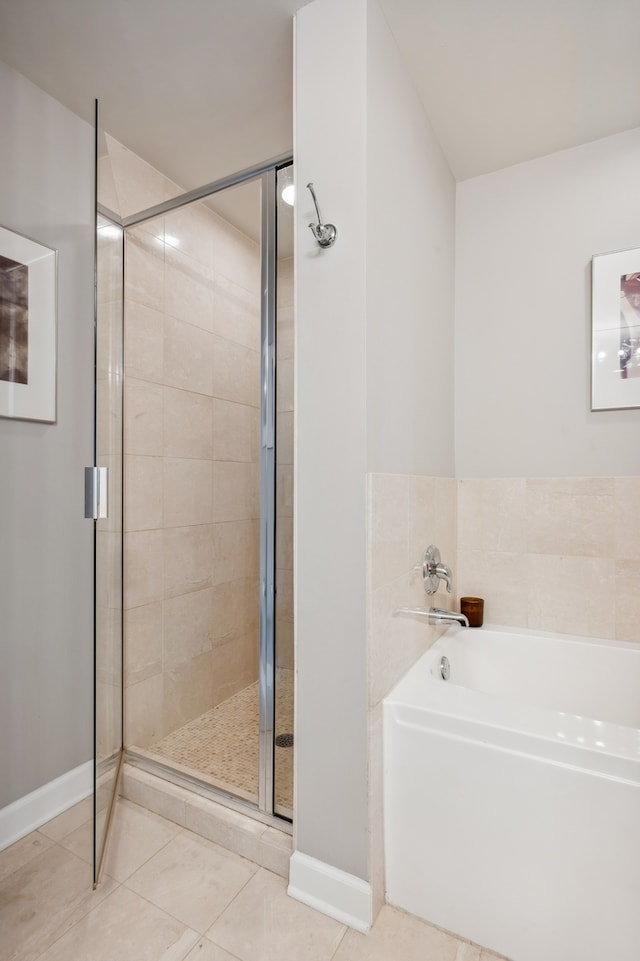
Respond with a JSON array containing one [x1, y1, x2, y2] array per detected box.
[[457, 476, 640, 642], [109, 142, 262, 749]]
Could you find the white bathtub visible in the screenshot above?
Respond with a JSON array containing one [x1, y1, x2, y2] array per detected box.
[[383, 624, 640, 961]]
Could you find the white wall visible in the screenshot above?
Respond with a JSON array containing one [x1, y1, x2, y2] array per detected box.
[[293, 0, 456, 924], [0, 60, 94, 808], [366, 0, 455, 477], [294, 0, 370, 885], [455, 127, 640, 478]]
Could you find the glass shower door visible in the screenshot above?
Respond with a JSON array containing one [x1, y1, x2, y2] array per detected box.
[[273, 163, 294, 820], [92, 105, 124, 884]]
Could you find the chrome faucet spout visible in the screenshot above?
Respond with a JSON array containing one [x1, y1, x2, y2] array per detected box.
[[393, 606, 469, 628], [428, 607, 469, 628]]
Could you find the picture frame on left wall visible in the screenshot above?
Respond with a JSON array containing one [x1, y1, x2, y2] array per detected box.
[[592, 246, 640, 411], [0, 225, 57, 423]]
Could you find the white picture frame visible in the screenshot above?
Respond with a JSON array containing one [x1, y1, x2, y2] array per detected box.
[[592, 246, 640, 411], [0, 225, 57, 423]]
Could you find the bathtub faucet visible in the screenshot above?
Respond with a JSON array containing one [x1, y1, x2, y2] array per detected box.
[[394, 606, 469, 628], [428, 607, 469, 628]]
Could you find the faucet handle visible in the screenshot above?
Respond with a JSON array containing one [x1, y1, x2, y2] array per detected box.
[[422, 545, 441, 595], [435, 562, 453, 593], [422, 545, 453, 595]]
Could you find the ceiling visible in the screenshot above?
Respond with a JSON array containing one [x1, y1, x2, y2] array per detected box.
[[1, 0, 639, 191]]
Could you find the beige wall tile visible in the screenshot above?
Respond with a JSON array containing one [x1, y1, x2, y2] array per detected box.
[[211, 578, 259, 647], [164, 245, 215, 332], [107, 134, 179, 216], [125, 227, 165, 312], [212, 337, 260, 406], [163, 525, 214, 599], [525, 477, 615, 557], [125, 301, 164, 384], [163, 650, 215, 733], [164, 588, 215, 667], [368, 473, 410, 592], [277, 464, 294, 519], [125, 380, 164, 456], [212, 520, 260, 585], [457, 477, 526, 554], [275, 515, 294, 572], [164, 458, 214, 528], [95, 378, 122, 462], [125, 602, 163, 687], [368, 573, 441, 708], [457, 549, 529, 628], [527, 554, 616, 638], [163, 316, 214, 395], [409, 475, 457, 579], [277, 257, 294, 307], [212, 462, 259, 523], [211, 633, 259, 707], [125, 530, 164, 609], [275, 617, 294, 670], [213, 400, 260, 463], [126, 672, 164, 747], [276, 410, 294, 466], [126, 455, 164, 532], [211, 278, 260, 351], [164, 387, 214, 460], [164, 203, 216, 266], [615, 558, 640, 641], [276, 356, 294, 413], [96, 531, 123, 612], [615, 477, 640, 560], [208, 212, 260, 295], [277, 323, 294, 361]]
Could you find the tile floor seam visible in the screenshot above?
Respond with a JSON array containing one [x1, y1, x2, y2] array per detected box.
[[328, 923, 350, 960], [110, 811, 185, 882], [119, 877, 215, 938], [201, 860, 263, 944], [119, 828, 262, 937], [27, 877, 124, 961]]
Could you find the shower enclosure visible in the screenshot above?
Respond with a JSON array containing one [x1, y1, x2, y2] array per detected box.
[[93, 120, 294, 880]]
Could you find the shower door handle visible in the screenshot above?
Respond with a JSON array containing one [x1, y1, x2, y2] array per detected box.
[[84, 466, 109, 519]]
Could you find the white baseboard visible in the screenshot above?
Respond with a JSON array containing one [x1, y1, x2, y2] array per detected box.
[[288, 851, 372, 933], [0, 761, 93, 851]]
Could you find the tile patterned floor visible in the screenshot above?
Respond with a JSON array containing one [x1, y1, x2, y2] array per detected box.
[[144, 670, 293, 818], [0, 798, 508, 961]]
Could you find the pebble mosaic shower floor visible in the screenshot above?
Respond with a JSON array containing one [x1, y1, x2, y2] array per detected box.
[[143, 669, 293, 818]]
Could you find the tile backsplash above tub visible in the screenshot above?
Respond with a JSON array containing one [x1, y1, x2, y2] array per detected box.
[[367, 473, 640, 710], [457, 476, 640, 641]]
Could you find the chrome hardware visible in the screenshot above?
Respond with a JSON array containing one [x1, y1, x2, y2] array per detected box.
[[307, 182, 337, 248], [428, 607, 469, 628], [440, 655, 450, 680], [394, 606, 469, 628], [422, 545, 453, 595], [84, 466, 108, 519]]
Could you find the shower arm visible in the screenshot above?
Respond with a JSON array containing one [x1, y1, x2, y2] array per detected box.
[[307, 182, 337, 248]]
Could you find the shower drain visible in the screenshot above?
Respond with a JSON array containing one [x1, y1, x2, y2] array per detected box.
[[275, 733, 294, 748]]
